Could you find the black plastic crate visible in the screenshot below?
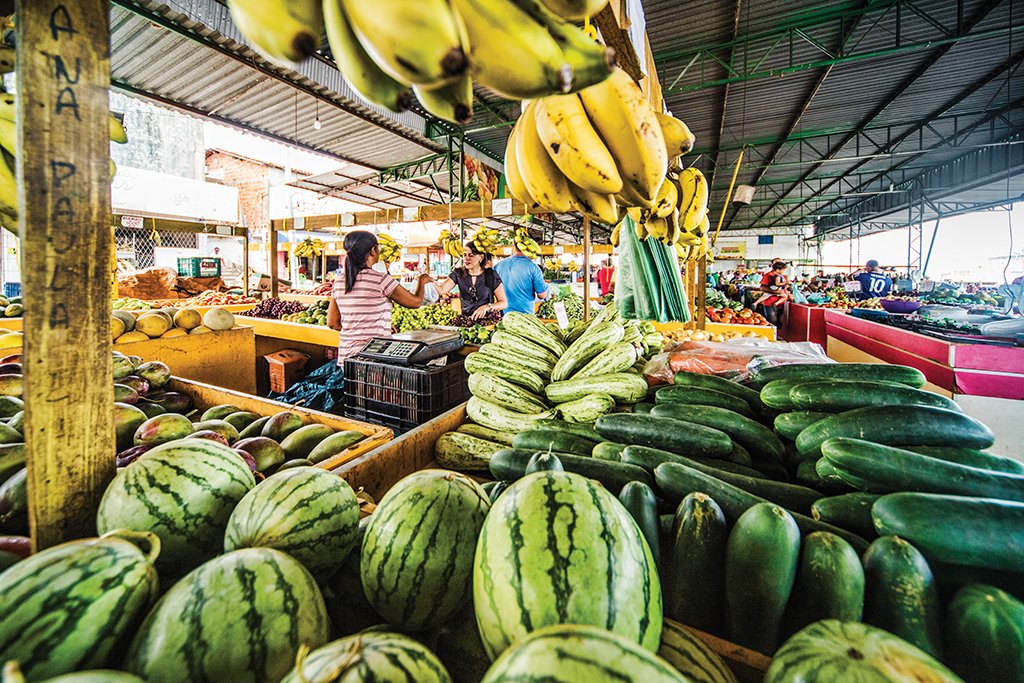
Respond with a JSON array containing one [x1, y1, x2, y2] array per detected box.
[[343, 356, 469, 433]]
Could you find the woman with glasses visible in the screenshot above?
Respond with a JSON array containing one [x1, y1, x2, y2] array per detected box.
[[435, 242, 509, 320]]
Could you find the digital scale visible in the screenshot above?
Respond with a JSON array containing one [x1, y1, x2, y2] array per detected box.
[[357, 329, 464, 366]]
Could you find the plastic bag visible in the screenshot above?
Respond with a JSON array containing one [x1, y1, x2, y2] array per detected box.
[[791, 284, 809, 304], [268, 359, 347, 413], [642, 337, 832, 385]]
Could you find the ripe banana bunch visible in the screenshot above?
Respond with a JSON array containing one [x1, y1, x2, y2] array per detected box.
[[438, 228, 465, 258], [512, 226, 541, 258], [377, 232, 403, 263], [470, 227, 500, 255], [294, 238, 325, 257]]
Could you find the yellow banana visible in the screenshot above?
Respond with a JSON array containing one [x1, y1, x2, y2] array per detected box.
[[342, 0, 468, 86], [568, 182, 618, 225], [579, 69, 667, 205], [684, 205, 708, 233], [656, 112, 695, 159], [693, 213, 711, 238], [323, 0, 413, 112], [0, 45, 14, 75], [537, 0, 608, 19], [515, 101, 573, 213], [666, 209, 681, 245], [534, 94, 622, 195], [511, 0, 615, 92], [227, 0, 322, 63], [677, 167, 709, 230], [674, 242, 690, 260], [653, 177, 677, 219], [109, 115, 128, 144], [0, 149, 17, 218], [634, 219, 648, 241], [0, 93, 13, 124], [414, 72, 474, 124], [609, 222, 621, 247], [646, 216, 668, 241], [0, 117, 15, 158], [504, 119, 544, 213]]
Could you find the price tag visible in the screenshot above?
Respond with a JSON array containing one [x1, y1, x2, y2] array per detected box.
[[341, 213, 356, 226], [215, 225, 232, 235], [492, 198, 512, 216], [503, 246, 512, 255], [120, 215, 144, 229], [843, 281, 861, 294], [294, 216, 305, 230], [402, 207, 419, 222], [554, 246, 565, 254], [553, 301, 570, 330]]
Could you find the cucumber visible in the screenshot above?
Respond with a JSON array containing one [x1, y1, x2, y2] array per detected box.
[[774, 412, 830, 441], [621, 444, 772, 479], [672, 370, 764, 411], [663, 493, 727, 635], [795, 458, 854, 495], [487, 480, 510, 503], [725, 503, 801, 654], [592, 441, 627, 461], [654, 462, 869, 553], [434, 432, 501, 471], [748, 459, 790, 482], [863, 535, 944, 659], [811, 493, 880, 539], [546, 372, 649, 405], [782, 532, 865, 639], [789, 379, 961, 413], [490, 330, 560, 366], [512, 429, 596, 457], [573, 341, 639, 380], [759, 380, 802, 410], [555, 393, 616, 423], [945, 584, 1024, 683], [650, 403, 785, 463], [533, 419, 603, 444], [632, 402, 655, 415], [752, 362, 927, 388], [551, 322, 625, 381], [526, 452, 564, 473], [466, 396, 557, 434], [465, 352, 547, 394], [815, 457, 876, 492], [822, 437, 1024, 502], [725, 442, 753, 467], [907, 445, 1024, 475], [795, 405, 996, 459], [456, 423, 516, 447], [501, 311, 566, 357], [595, 414, 733, 459], [619, 481, 660, 562], [655, 386, 755, 418], [488, 448, 652, 494], [468, 372, 548, 414], [623, 446, 820, 515], [872, 492, 1024, 572], [478, 343, 553, 378]]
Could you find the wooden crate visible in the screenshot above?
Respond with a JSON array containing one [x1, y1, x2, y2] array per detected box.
[[168, 377, 393, 471], [333, 402, 770, 681], [115, 326, 258, 393]]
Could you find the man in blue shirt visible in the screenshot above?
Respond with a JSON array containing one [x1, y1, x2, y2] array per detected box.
[[494, 249, 550, 315], [854, 259, 893, 300]]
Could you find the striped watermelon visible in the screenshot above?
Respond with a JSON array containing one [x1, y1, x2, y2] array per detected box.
[[224, 467, 359, 579], [480, 624, 687, 682], [279, 631, 453, 682], [474, 471, 662, 660], [96, 439, 256, 572], [321, 518, 382, 638], [0, 530, 159, 680], [658, 619, 738, 683], [362, 469, 490, 631], [10, 671, 146, 683], [765, 620, 964, 683], [125, 547, 329, 683], [946, 583, 1024, 682]]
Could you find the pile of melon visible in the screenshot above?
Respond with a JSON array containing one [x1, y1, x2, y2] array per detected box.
[[113, 307, 236, 343]]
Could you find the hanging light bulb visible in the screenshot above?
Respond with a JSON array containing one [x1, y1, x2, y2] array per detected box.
[[313, 117, 322, 130]]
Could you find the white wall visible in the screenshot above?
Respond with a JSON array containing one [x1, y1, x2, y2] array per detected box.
[[712, 235, 805, 271]]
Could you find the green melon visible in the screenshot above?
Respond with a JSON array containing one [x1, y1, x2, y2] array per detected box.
[[361, 469, 490, 632], [224, 467, 359, 579], [658, 619, 738, 683], [124, 548, 329, 683], [946, 583, 1024, 682], [0, 530, 159, 680], [96, 439, 255, 572], [474, 471, 662, 660], [279, 631, 452, 683]]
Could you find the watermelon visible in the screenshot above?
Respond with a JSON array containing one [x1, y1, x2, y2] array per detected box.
[[279, 631, 453, 683], [474, 471, 662, 660], [433, 604, 494, 683], [480, 624, 686, 682], [96, 439, 256, 572], [125, 547, 330, 683], [362, 469, 490, 631], [658, 619, 738, 683], [0, 530, 159, 680], [321, 518, 381, 638], [946, 583, 1024, 682], [224, 467, 359, 579], [765, 620, 964, 683], [0, 664, 146, 682]]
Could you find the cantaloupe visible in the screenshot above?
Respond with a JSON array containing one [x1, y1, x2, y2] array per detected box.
[[112, 317, 126, 340], [161, 328, 188, 338], [203, 307, 235, 331], [136, 314, 171, 338], [111, 310, 135, 332], [116, 331, 149, 344], [173, 308, 202, 331]]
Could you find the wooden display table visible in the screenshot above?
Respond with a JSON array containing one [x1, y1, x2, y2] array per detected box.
[[114, 326, 257, 393]]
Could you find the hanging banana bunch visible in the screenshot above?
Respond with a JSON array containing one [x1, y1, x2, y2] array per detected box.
[[469, 227, 500, 255], [293, 238, 325, 258], [511, 226, 541, 258], [438, 227, 465, 258], [377, 232, 403, 263]]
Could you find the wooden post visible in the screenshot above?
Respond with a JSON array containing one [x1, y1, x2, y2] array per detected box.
[[270, 222, 279, 297], [696, 259, 708, 330], [17, 0, 115, 549], [582, 217, 591, 321], [242, 229, 250, 296]]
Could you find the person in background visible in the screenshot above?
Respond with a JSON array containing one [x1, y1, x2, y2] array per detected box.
[[494, 247, 550, 315], [435, 242, 509, 319], [596, 260, 615, 297], [853, 259, 893, 300], [326, 231, 431, 363], [753, 261, 791, 325]]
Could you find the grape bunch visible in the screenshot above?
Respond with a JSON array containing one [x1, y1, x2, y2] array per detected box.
[[451, 309, 502, 327], [249, 298, 309, 319], [391, 303, 458, 332]]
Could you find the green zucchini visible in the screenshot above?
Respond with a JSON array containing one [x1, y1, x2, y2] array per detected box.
[[863, 535, 944, 659], [592, 441, 628, 461], [434, 432, 501, 471], [465, 351, 547, 394], [650, 403, 785, 463], [573, 341, 640, 379], [945, 584, 1024, 683], [478, 343, 553, 378], [512, 429, 596, 457], [759, 380, 802, 410], [595, 414, 733, 459], [872, 492, 1024, 573], [555, 393, 616, 423], [619, 481, 660, 562], [456, 423, 516, 447], [774, 411, 830, 441], [466, 396, 557, 434], [672, 370, 764, 411], [533, 419, 603, 444], [618, 444, 766, 479], [526, 452, 564, 473], [632, 402, 655, 415], [655, 386, 755, 418], [501, 311, 566, 357], [907, 445, 1024, 475], [725, 503, 801, 654], [546, 372, 649, 405], [468, 372, 548, 414], [490, 330, 560, 367], [821, 437, 1024, 502], [811, 493, 880, 539], [663, 493, 727, 635], [789, 379, 961, 413], [782, 532, 864, 638], [654, 462, 869, 553], [551, 322, 625, 381], [795, 405, 996, 459], [489, 448, 652, 494], [752, 362, 927, 388]]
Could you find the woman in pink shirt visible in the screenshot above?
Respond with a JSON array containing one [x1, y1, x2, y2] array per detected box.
[[326, 231, 431, 363]]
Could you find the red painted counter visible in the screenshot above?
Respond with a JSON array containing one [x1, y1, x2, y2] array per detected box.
[[783, 303, 828, 347]]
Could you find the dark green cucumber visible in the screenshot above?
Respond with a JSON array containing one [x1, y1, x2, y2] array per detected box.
[[930, 561, 1024, 603], [774, 412, 830, 441], [760, 380, 802, 410], [863, 535, 944, 659], [533, 419, 604, 444], [946, 584, 1024, 683], [526, 452, 564, 473], [782, 532, 864, 638], [592, 441, 628, 461], [619, 481, 660, 562], [811, 493, 880, 539], [619, 444, 765, 479], [872, 492, 1024, 573], [796, 459, 856, 495], [487, 481, 509, 503], [654, 461, 868, 553], [663, 493, 727, 635], [672, 370, 765, 411], [907, 445, 1024, 475], [822, 437, 1024, 502], [489, 448, 652, 493], [725, 503, 801, 654], [749, 459, 791, 482], [594, 414, 733, 459], [726, 442, 753, 467], [655, 386, 755, 418], [795, 405, 995, 459], [622, 446, 820, 515], [789, 379, 961, 413], [512, 429, 596, 457], [650, 403, 785, 463], [632, 402, 655, 415], [816, 455, 880, 492], [753, 362, 926, 388]]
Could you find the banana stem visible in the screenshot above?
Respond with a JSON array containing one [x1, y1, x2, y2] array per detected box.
[[711, 147, 744, 247]]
